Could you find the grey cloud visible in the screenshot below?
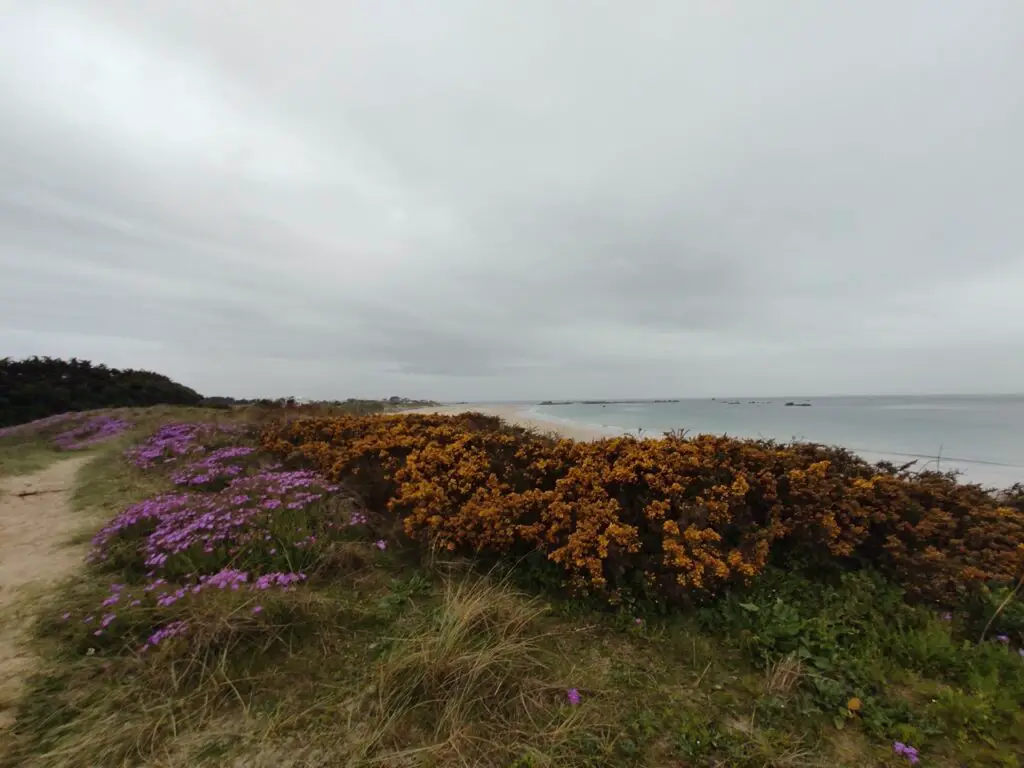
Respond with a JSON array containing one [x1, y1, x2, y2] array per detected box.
[[2, 1, 1024, 401]]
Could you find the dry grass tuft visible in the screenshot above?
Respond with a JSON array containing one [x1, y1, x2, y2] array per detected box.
[[765, 652, 804, 696], [345, 573, 594, 767]]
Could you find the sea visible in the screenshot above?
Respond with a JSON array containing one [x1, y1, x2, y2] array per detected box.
[[524, 395, 1024, 490]]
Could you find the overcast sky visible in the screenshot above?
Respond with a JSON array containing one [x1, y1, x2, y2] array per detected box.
[[2, 2, 1023, 400]]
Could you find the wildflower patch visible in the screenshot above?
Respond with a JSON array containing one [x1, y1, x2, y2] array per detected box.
[[62, 420, 366, 655]]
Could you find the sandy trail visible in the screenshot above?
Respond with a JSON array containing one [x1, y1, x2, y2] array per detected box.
[[0, 457, 89, 731]]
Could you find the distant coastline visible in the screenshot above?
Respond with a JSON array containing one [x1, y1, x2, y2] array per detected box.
[[409, 397, 1024, 489], [538, 399, 680, 406], [402, 404, 614, 441]]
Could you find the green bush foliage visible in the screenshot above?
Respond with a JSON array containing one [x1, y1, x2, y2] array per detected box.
[[0, 357, 203, 427]]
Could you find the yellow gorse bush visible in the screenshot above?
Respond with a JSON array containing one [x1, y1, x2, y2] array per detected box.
[[261, 413, 1024, 605]]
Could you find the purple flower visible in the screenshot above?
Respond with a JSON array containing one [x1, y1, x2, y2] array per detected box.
[[252, 605, 263, 615], [567, 688, 581, 705], [54, 414, 132, 450], [252, 572, 306, 590], [1018, 648, 1024, 658], [147, 620, 189, 647], [0, 412, 80, 440], [81, 422, 341, 623], [61, 613, 71, 621], [375, 539, 388, 551], [941, 612, 952, 621], [893, 742, 919, 764], [996, 634, 1010, 644], [634, 617, 643, 625]]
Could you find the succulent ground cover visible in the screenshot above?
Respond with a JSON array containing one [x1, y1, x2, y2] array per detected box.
[[0, 412, 132, 450]]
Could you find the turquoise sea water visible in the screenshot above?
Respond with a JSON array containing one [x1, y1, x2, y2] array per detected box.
[[526, 395, 1024, 489]]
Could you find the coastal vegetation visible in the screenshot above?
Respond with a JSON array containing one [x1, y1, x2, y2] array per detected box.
[[0, 357, 203, 428], [0, 356, 437, 429], [1, 406, 1022, 766], [266, 413, 1024, 609]]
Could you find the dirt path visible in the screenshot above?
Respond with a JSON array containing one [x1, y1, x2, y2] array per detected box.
[[0, 457, 90, 731]]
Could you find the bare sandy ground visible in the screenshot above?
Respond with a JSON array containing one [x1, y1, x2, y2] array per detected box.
[[0, 458, 89, 732], [402, 404, 616, 441]]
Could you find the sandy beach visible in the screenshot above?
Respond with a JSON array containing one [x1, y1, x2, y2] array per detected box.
[[402, 404, 613, 441]]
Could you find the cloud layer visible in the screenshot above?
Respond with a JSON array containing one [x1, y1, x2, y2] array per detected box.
[[3, 1, 1023, 399]]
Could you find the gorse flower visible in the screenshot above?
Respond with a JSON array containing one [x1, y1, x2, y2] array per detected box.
[[262, 413, 1024, 606]]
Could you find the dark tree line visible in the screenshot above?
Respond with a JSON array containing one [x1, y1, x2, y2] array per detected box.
[[0, 357, 204, 427]]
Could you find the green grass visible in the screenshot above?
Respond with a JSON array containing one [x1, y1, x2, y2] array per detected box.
[[1, 406, 1022, 767], [0, 405, 233, 481], [0, 442, 64, 479]]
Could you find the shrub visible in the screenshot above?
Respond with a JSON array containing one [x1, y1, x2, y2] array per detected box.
[[262, 414, 1024, 608], [0, 356, 203, 427]]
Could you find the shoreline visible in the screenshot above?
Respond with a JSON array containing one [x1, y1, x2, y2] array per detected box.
[[401, 404, 615, 442], [401, 405, 1023, 488]]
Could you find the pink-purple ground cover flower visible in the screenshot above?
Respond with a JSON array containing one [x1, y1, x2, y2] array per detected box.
[[91, 468, 340, 573], [893, 741, 920, 764], [76, 421, 359, 654], [1, 410, 130, 449], [169, 445, 256, 487], [124, 422, 245, 469], [0, 411, 81, 439], [55, 415, 133, 450]]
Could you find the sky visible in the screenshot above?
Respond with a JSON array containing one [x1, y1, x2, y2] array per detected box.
[[2, 1, 1023, 401]]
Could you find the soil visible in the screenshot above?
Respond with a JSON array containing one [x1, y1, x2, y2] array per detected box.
[[0, 458, 89, 732]]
